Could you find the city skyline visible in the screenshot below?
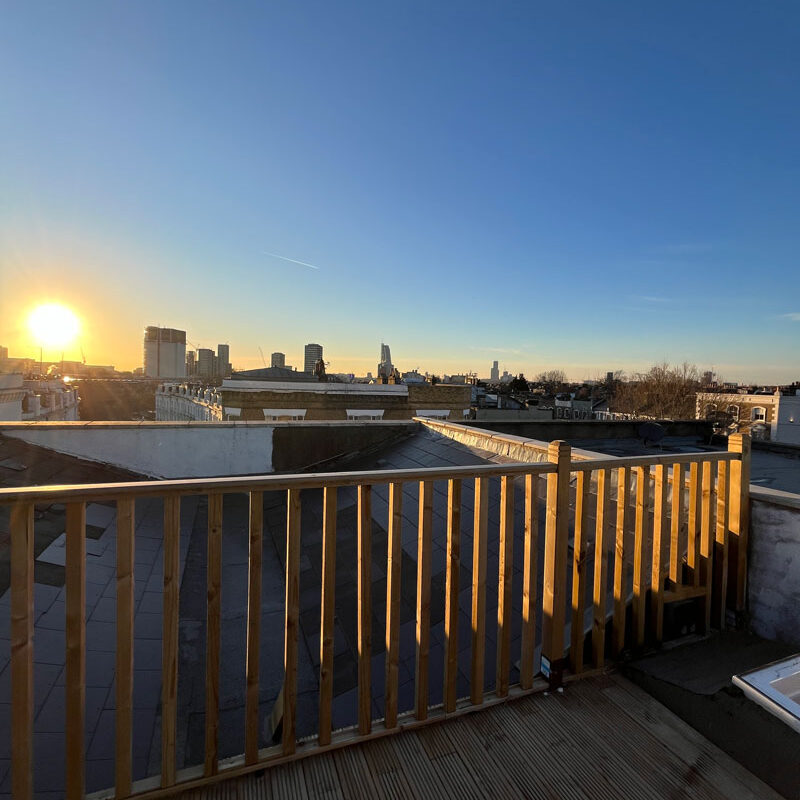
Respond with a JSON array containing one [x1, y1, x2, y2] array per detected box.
[[2, 3, 800, 383]]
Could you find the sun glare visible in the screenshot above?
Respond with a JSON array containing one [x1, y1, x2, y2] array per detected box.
[[27, 303, 81, 349]]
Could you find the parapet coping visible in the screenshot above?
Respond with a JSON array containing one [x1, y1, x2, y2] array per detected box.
[[0, 420, 421, 430], [751, 486, 800, 511]]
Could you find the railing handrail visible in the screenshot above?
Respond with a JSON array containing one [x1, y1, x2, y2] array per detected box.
[[0, 460, 559, 505], [572, 450, 740, 472]]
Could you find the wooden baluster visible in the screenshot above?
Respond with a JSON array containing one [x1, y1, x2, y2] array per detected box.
[[245, 491, 263, 763], [700, 462, 713, 632], [10, 503, 34, 800], [713, 461, 729, 629], [651, 466, 667, 644], [669, 464, 684, 585], [727, 434, 751, 615], [415, 480, 433, 720], [570, 472, 589, 674], [632, 466, 649, 648], [384, 483, 403, 728], [205, 494, 223, 776], [318, 487, 337, 745], [592, 470, 609, 668], [612, 466, 629, 657], [471, 477, 489, 704], [65, 502, 86, 800], [496, 476, 514, 695], [444, 479, 461, 712], [688, 462, 700, 587], [542, 441, 571, 688], [358, 485, 372, 735], [520, 473, 539, 689], [115, 499, 135, 797], [283, 488, 301, 755], [161, 496, 181, 787]]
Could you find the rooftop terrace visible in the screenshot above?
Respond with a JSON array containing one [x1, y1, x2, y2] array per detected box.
[[0, 419, 797, 799]]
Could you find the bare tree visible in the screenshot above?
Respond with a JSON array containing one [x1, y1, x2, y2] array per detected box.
[[610, 362, 700, 419], [533, 369, 568, 394]]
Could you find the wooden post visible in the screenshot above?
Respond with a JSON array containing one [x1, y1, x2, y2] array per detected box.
[[612, 466, 629, 657], [496, 476, 514, 696], [283, 488, 301, 755], [570, 471, 589, 674], [10, 502, 34, 800], [688, 462, 701, 587], [712, 461, 729, 629], [470, 477, 489, 704], [161, 495, 181, 787], [727, 434, 751, 615], [700, 461, 713, 632], [444, 479, 461, 712], [520, 473, 539, 689], [245, 491, 263, 763], [65, 502, 86, 800], [415, 480, 433, 720], [542, 440, 570, 688], [357, 485, 372, 735], [592, 470, 609, 669], [632, 467, 649, 648], [115, 498, 135, 798], [205, 494, 223, 776], [669, 464, 684, 584], [318, 487, 337, 745], [650, 466, 667, 644], [384, 483, 403, 728]]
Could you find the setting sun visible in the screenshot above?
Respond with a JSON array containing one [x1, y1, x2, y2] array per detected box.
[[27, 303, 81, 349]]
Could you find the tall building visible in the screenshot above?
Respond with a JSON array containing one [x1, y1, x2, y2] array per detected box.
[[186, 351, 196, 376], [378, 343, 393, 378], [143, 327, 186, 378], [490, 361, 499, 382], [0, 346, 8, 361], [217, 344, 230, 378], [197, 348, 215, 378], [304, 343, 323, 374], [271, 352, 285, 368]]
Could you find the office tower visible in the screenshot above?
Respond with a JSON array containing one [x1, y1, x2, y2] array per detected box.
[[271, 352, 285, 368], [378, 343, 393, 378], [197, 348, 214, 377], [217, 344, 230, 377], [304, 343, 323, 374], [143, 327, 187, 378], [186, 350, 196, 376], [490, 361, 499, 381]]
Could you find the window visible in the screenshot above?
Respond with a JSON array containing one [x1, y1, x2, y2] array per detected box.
[[751, 406, 766, 422], [704, 403, 717, 419], [727, 405, 739, 422]]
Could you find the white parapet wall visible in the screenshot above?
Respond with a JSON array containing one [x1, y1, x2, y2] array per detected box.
[[749, 487, 800, 647], [0, 422, 274, 479]]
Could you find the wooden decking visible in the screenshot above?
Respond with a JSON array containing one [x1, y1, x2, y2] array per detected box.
[[179, 673, 780, 800]]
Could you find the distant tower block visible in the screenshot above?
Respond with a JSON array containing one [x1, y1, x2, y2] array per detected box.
[[378, 342, 394, 379], [271, 352, 285, 368], [143, 326, 186, 378], [304, 343, 323, 374], [491, 360, 500, 382]]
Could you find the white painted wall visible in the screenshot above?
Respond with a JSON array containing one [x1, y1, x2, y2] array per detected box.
[[773, 396, 800, 445], [0, 423, 274, 479], [749, 488, 800, 646]]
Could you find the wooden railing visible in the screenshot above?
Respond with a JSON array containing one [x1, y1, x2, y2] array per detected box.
[[0, 435, 750, 799]]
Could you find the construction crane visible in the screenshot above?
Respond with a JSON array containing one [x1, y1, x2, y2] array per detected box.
[[258, 346, 267, 367]]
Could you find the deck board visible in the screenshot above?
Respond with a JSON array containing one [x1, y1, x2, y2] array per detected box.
[[186, 673, 782, 800]]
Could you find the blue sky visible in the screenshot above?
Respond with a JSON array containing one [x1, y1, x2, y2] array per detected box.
[[1, 2, 799, 381]]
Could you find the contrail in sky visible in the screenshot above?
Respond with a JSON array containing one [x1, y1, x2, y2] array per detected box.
[[262, 251, 321, 270]]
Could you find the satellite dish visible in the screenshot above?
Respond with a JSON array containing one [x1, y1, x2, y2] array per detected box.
[[638, 422, 665, 447]]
